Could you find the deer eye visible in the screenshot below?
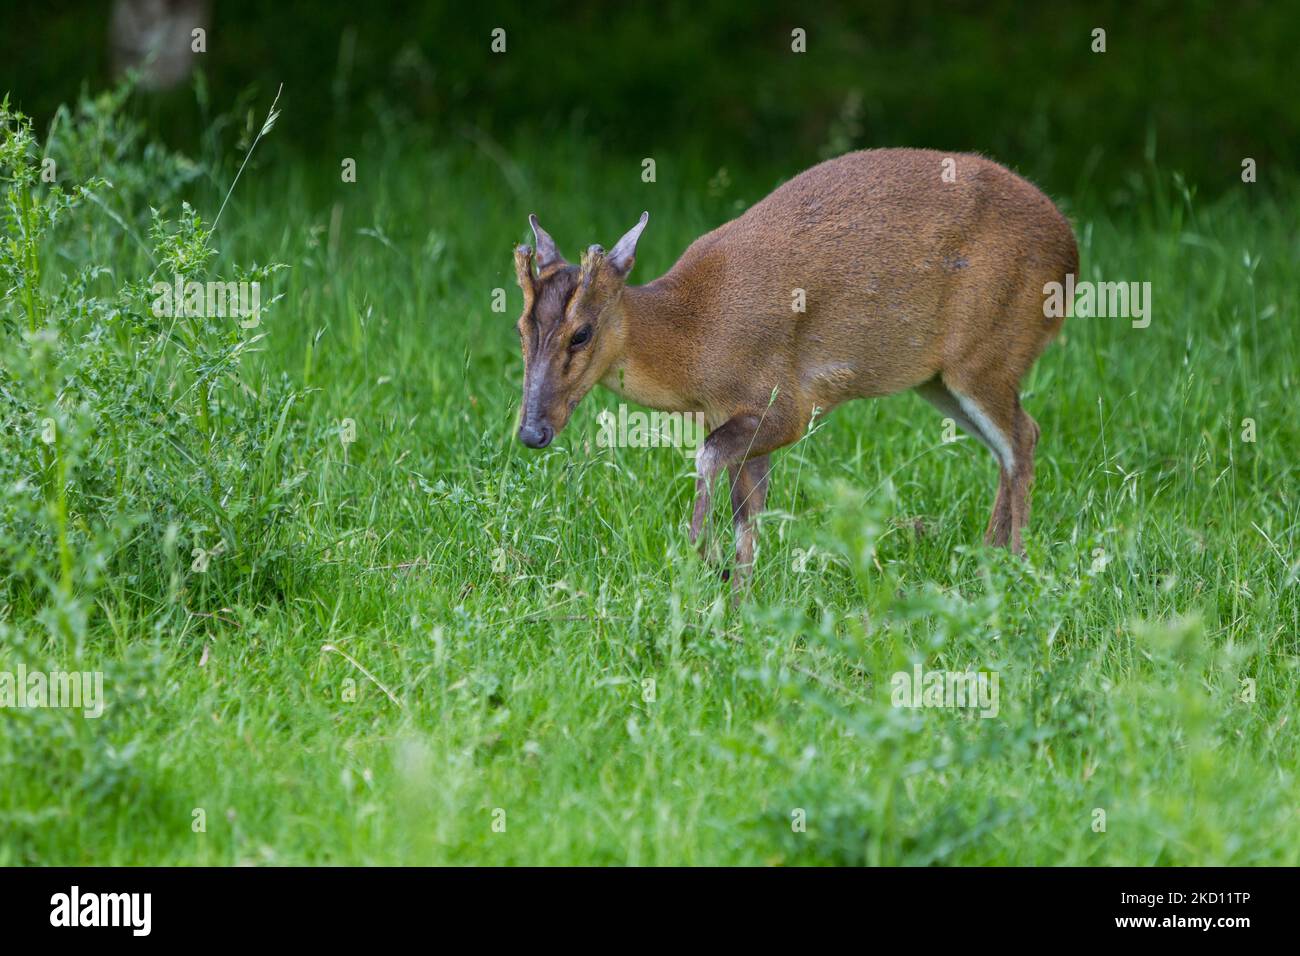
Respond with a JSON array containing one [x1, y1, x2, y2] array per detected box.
[[569, 325, 592, 349]]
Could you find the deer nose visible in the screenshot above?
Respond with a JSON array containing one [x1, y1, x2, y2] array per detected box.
[[519, 421, 554, 449]]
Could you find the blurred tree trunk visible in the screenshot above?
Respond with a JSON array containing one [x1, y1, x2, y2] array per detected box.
[[110, 0, 210, 90]]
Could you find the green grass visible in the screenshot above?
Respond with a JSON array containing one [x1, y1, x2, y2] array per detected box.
[[1, 91, 1297, 865]]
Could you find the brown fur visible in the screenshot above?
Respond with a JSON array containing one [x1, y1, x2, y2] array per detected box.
[[514, 149, 1077, 590]]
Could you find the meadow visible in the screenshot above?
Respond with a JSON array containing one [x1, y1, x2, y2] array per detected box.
[[1, 87, 1296, 865]]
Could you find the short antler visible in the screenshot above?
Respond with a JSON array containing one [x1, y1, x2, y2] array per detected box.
[[513, 244, 536, 311], [579, 244, 607, 288]]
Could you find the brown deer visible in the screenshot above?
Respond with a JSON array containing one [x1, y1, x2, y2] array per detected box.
[[512, 148, 1077, 589]]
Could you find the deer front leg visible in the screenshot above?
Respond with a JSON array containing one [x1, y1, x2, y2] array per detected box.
[[728, 454, 771, 591], [690, 415, 758, 547], [689, 485, 720, 564], [688, 410, 797, 574], [688, 466, 719, 550]]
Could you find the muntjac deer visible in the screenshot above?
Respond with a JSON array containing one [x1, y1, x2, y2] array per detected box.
[[512, 148, 1077, 589]]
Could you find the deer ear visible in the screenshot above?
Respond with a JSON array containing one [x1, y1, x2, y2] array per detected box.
[[608, 211, 649, 278], [529, 214, 564, 273]]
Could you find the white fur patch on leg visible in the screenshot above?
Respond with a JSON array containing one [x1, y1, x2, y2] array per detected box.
[[952, 391, 1015, 473], [695, 443, 721, 483]]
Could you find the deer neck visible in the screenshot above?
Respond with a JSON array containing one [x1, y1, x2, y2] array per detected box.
[[600, 276, 700, 413]]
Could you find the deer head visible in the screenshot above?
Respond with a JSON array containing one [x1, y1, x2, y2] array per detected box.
[[513, 212, 648, 448]]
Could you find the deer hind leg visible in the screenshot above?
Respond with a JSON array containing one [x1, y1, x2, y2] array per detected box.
[[916, 377, 1012, 545], [918, 376, 1037, 553], [1008, 409, 1040, 552]]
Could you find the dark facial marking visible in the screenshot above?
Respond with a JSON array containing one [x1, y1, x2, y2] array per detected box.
[[527, 266, 581, 339]]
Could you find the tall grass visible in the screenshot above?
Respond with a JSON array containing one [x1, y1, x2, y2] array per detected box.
[[0, 86, 1295, 864]]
